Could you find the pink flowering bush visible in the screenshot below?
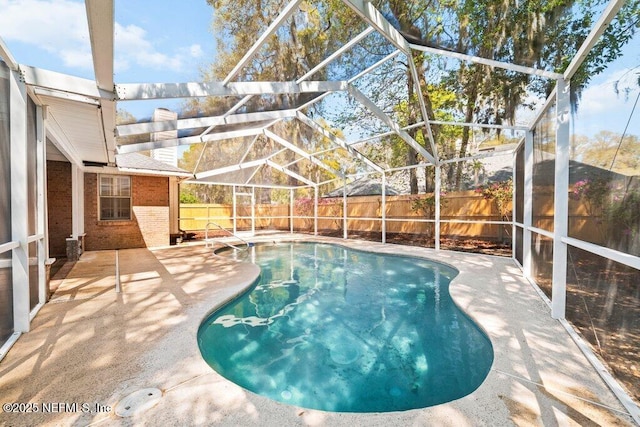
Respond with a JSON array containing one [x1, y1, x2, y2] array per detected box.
[[475, 179, 513, 220]]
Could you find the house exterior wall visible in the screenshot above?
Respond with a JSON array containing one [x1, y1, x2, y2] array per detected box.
[[46, 160, 73, 257], [84, 173, 170, 250]]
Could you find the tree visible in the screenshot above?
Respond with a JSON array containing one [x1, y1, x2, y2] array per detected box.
[[196, 0, 640, 196]]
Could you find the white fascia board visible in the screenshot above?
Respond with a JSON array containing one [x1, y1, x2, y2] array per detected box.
[[84, 165, 191, 178], [99, 98, 117, 163], [117, 109, 298, 136], [186, 179, 299, 190], [296, 27, 375, 84], [266, 160, 316, 186], [85, 0, 114, 92], [564, 0, 625, 81], [295, 111, 383, 172], [409, 44, 562, 80], [195, 158, 267, 180], [223, 0, 303, 85], [348, 84, 436, 164], [116, 168, 193, 178], [0, 36, 19, 71], [117, 127, 264, 153], [33, 87, 100, 105], [116, 80, 347, 100], [263, 129, 342, 177], [20, 65, 113, 100]]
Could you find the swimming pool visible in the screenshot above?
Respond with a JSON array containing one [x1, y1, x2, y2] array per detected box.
[[198, 242, 493, 412]]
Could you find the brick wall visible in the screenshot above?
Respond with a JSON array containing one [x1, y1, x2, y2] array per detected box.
[[84, 173, 170, 250], [46, 160, 72, 257]]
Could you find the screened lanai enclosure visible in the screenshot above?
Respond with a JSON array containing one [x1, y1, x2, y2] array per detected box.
[[0, 0, 639, 421]]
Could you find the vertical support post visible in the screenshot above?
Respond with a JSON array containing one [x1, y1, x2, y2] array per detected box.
[[552, 78, 570, 320], [511, 144, 517, 262], [314, 186, 318, 236], [251, 187, 255, 236], [342, 177, 347, 240], [168, 176, 180, 236], [232, 185, 237, 235], [71, 164, 80, 239], [523, 131, 534, 278], [381, 172, 386, 244], [10, 68, 29, 333], [289, 189, 294, 234], [434, 165, 441, 251], [36, 105, 46, 304]]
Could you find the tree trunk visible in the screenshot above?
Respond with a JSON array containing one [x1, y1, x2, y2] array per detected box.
[[455, 82, 478, 189]]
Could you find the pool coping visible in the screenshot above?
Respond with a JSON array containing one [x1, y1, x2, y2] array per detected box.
[[0, 234, 635, 426]]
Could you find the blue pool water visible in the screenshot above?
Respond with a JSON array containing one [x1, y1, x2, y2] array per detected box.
[[197, 242, 493, 412]]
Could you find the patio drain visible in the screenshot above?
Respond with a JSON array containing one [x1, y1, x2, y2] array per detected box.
[[114, 388, 163, 417]]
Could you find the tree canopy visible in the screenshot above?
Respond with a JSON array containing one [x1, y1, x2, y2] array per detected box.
[[179, 0, 639, 201]]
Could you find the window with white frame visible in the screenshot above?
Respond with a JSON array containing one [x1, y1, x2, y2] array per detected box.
[[99, 175, 131, 220]]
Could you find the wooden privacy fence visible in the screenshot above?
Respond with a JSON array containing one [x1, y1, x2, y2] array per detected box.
[[179, 191, 513, 241], [180, 189, 608, 244]]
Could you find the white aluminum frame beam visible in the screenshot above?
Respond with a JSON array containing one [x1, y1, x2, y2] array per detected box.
[[343, 0, 409, 53], [263, 129, 343, 177], [0, 36, 19, 70], [10, 68, 30, 333], [195, 158, 267, 180], [348, 84, 436, 164], [295, 111, 383, 172], [186, 180, 301, 190], [564, 0, 626, 81], [21, 65, 112, 100], [342, 0, 439, 162], [223, 0, 303, 85], [266, 160, 316, 186], [117, 108, 298, 136], [409, 43, 563, 80], [195, 147, 287, 180], [117, 127, 264, 153], [85, 0, 114, 92], [296, 27, 375, 84], [115, 80, 347, 100], [429, 120, 528, 131], [348, 50, 402, 83], [551, 78, 570, 320]]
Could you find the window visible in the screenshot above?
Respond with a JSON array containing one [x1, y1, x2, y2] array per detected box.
[[99, 175, 131, 220]]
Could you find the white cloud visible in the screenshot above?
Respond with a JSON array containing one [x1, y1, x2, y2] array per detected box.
[[189, 44, 204, 58], [113, 22, 196, 74], [0, 0, 92, 68], [578, 68, 639, 116], [1, 0, 202, 75]]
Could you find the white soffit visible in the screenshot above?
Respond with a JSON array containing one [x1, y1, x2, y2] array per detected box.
[[38, 94, 108, 164]]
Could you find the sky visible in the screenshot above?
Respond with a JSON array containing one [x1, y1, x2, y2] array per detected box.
[[0, 0, 217, 120], [0, 0, 638, 145]]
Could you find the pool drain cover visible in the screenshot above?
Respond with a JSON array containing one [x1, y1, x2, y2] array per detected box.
[[115, 388, 162, 417]]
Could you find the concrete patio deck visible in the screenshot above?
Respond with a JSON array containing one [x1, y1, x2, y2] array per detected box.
[[0, 235, 635, 426]]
